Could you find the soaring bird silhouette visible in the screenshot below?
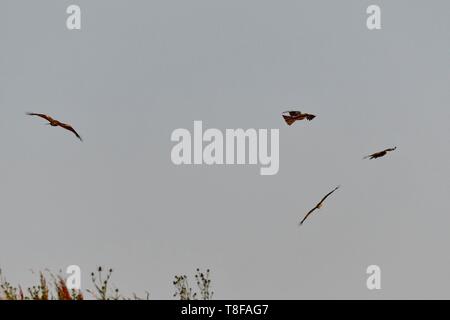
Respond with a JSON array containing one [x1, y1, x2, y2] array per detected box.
[[27, 113, 82, 141], [299, 186, 340, 226], [282, 111, 316, 126], [363, 147, 396, 160]]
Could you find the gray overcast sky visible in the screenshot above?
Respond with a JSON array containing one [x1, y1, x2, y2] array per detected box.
[[1, 0, 450, 299]]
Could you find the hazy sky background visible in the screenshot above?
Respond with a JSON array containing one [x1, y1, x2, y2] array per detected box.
[[1, 0, 450, 299]]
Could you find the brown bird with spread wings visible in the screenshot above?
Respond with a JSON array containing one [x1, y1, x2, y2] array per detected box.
[[299, 186, 340, 226], [363, 147, 396, 160], [27, 113, 83, 141], [282, 111, 316, 126]]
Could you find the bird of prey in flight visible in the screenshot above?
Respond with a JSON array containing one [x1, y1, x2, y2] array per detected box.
[[27, 113, 83, 141], [282, 111, 316, 126], [363, 147, 396, 160], [299, 186, 340, 226]]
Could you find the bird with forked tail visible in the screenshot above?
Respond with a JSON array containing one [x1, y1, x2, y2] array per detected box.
[[26, 113, 83, 141], [282, 111, 316, 126], [363, 147, 396, 160]]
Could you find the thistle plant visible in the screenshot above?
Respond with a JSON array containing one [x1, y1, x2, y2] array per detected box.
[[173, 268, 213, 300]]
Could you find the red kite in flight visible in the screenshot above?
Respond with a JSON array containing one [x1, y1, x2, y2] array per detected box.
[[27, 113, 83, 141], [363, 147, 396, 160], [282, 111, 316, 126], [299, 186, 340, 226]]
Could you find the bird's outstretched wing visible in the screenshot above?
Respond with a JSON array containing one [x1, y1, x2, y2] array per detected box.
[[317, 186, 340, 206], [299, 207, 317, 225], [364, 151, 386, 159], [26, 112, 54, 123], [59, 122, 83, 141], [364, 150, 384, 159], [282, 111, 302, 116]]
